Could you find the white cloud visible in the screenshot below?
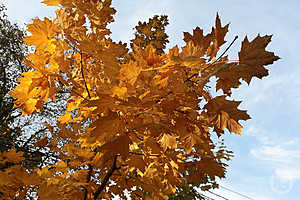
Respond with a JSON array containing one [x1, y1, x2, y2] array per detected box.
[[275, 168, 300, 180], [282, 139, 298, 146], [250, 145, 300, 164], [245, 125, 300, 195], [1, 0, 56, 27], [250, 140, 300, 196], [245, 125, 274, 145]]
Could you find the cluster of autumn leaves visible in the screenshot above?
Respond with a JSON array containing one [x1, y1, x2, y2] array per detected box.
[[0, 0, 279, 199]]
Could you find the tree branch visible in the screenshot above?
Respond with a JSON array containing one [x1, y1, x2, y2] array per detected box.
[[216, 35, 238, 62], [93, 155, 119, 200], [198, 63, 230, 87], [83, 164, 93, 200], [80, 53, 91, 99], [184, 35, 238, 83], [21, 127, 47, 148]]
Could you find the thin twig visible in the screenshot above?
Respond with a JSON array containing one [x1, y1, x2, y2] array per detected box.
[[57, 76, 87, 100], [22, 127, 47, 148], [198, 63, 230, 87], [216, 35, 238, 62], [129, 151, 160, 157], [80, 53, 91, 99]]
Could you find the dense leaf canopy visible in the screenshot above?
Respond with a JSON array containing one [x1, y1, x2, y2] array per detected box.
[[1, 0, 279, 199]]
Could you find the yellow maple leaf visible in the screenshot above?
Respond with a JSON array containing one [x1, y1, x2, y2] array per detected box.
[[38, 182, 59, 200], [1, 149, 25, 163], [159, 133, 178, 151], [35, 137, 48, 147], [56, 161, 67, 168], [207, 13, 229, 59], [111, 86, 128, 100], [57, 112, 72, 124], [23, 98, 38, 115], [216, 35, 280, 95], [204, 95, 251, 135], [42, 0, 60, 6], [37, 167, 49, 177], [215, 110, 243, 134], [119, 61, 142, 85], [154, 75, 168, 88], [24, 18, 59, 51], [183, 133, 203, 154]]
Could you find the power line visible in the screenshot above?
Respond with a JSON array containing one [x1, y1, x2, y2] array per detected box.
[[219, 185, 255, 200], [199, 192, 217, 200], [208, 191, 230, 200]]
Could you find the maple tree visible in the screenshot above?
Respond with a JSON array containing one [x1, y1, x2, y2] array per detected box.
[[0, 3, 46, 172], [0, 3, 66, 176], [1, 0, 279, 199], [0, 4, 26, 146]]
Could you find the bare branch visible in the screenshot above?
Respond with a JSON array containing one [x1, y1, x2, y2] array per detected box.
[[93, 155, 119, 200]]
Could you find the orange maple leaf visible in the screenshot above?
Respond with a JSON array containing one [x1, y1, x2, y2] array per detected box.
[[41, 0, 60, 6], [1, 149, 25, 163], [216, 34, 280, 95], [204, 96, 251, 135]]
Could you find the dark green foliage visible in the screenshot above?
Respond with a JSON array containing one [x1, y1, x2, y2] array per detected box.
[[0, 4, 72, 172], [131, 15, 169, 54], [0, 4, 47, 170], [0, 4, 27, 153]]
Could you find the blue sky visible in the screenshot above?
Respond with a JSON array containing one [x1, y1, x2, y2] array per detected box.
[[2, 0, 300, 199]]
